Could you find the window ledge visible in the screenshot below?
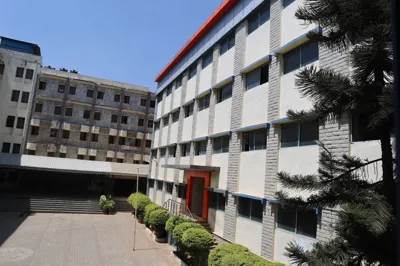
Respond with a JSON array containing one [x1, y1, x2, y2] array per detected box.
[[240, 55, 272, 75], [274, 26, 322, 55], [213, 76, 235, 90], [235, 122, 270, 132]]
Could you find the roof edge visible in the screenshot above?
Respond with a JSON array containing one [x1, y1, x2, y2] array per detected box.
[[154, 0, 238, 83]]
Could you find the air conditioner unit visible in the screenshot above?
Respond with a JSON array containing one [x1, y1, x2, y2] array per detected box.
[[63, 122, 71, 131], [136, 132, 144, 139], [59, 145, 67, 153], [78, 148, 87, 155], [30, 119, 40, 126], [119, 130, 127, 137], [106, 151, 115, 158], [47, 144, 56, 152], [26, 142, 36, 150], [51, 120, 60, 129], [109, 128, 118, 136], [91, 126, 100, 134], [80, 125, 90, 133], [133, 154, 141, 161], [146, 133, 152, 140], [88, 149, 97, 156], [116, 152, 125, 159]]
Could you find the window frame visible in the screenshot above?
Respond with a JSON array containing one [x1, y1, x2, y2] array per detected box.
[[157, 181, 163, 191], [277, 205, 318, 238], [208, 192, 226, 211], [31, 126, 39, 136], [195, 140, 207, 156], [68, 86, 76, 95], [6, 116, 15, 128], [38, 81, 46, 90], [124, 95, 130, 104], [25, 69, 34, 80], [2, 142, 11, 153], [247, 4, 270, 35], [220, 33, 235, 55], [62, 130, 70, 139], [245, 64, 269, 91], [54, 106, 61, 115], [198, 94, 210, 111], [21, 92, 29, 103], [184, 103, 194, 118], [92, 133, 99, 142], [140, 98, 147, 106], [83, 110, 91, 119], [114, 93, 121, 103], [34, 103, 43, 113], [11, 90, 20, 102], [65, 107, 73, 117], [280, 121, 319, 148], [16, 117, 25, 129], [138, 118, 144, 127], [242, 128, 267, 152], [94, 112, 101, 121], [80, 132, 87, 141], [202, 50, 213, 69], [111, 114, 118, 123], [213, 135, 230, 154], [181, 143, 189, 157], [15, 67, 24, 78], [97, 91, 104, 100], [283, 41, 319, 75], [166, 183, 173, 194], [12, 143, 21, 154], [216, 83, 233, 103], [58, 84, 65, 93], [238, 197, 263, 222], [188, 64, 197, 79], [172, 111, 180, 123], [86, 89, 94, 98], [147, 120, 154, 128]]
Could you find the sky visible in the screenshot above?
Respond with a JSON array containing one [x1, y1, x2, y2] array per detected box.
[[0, 0, 223, 91]]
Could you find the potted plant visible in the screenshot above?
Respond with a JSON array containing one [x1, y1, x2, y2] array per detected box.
[[99, 195, 115, 214], [127, 193, 152, 222], [148, 209, 169, 242]]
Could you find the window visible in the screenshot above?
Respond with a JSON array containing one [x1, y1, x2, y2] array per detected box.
[[80, 132, 87, 141], [281, 121, 319, 147], [213, 135, 230, 154], [157, 181, 163, 191], [138, 118, 144, 127], [114, 94, 121, 102], [209, 192, 226, 211], [94, 112, 101, 121], [133, 160, 140, 164], [62, 130, 69, 139], [151, 149, 157, 158], [34, 103, 43, 112], [65, 107, 73, 116], [157, 94, 163, 103], [47, 152, 55, 157], [89, 156, 96, 161], [16, 117, 25, 129], [119, 137, 126, 145], [12, 143, 21, 154], [97, 91, 104, 99], [25, 69, 34, 79], [351, 112, 381, 142], [181, 143, 189, 157], [176, 76, 182, 88], [15, 67, 24, 78], [0, 63, 4, 75], [77, 155, 85, 160], [86, 89, 94, 98], [283, 0, 296, 8], [59, 152, 66, 158], [69, 86, 76, 95], [160, 148, 166, 157], [11, 90, 20, 102], [124, 95, 130, 104], [242, 128, 267, 151], [58, 84, 65, 93], [117, 158, 124, 163], [216, 83, 233, 103], [21, 92, 29, 103], [220, 33, 235, 55], [166, 86, 172, 96], [198, 94, 210, 111], [108, 115, 116, 124], [149, 180, 155, 188], [140, 98, 147, 106], [31, 126, 39, 135], [6, 116, 15, 128], [168, 146, 176, 157], [150, 100, 156, 108], [172, 111, 180, 123], [92, 134, 99, 142], [166, 183, 173, 194], [83, 110, 91, 119], [184, 103, 194, 117], [188, 64, 197, 79], [163, 116, 169, 127], [106, 157, 113, 162], [39, 81, 46, 90], [146, 140, 152, 148], [283, 41, 319, 74], [50, 128, 58, 137], [121, 116, 128, 124], [195, 140, 207, 156], [135, 139, 142, 147], [108, 136, 115, 144], [54, 106, 61, 115], [246, 64, 269, 90], [2, 142, 11, 153], [248, 5, 270, 34], [178, 184, 187, 199], [238, 197, 263, 221], [154, 121, 160, 131], [148, 120, 153, 128], [202, 50, 213, 69], [28, 150, 36, 155], [277, 205, 317, 238]]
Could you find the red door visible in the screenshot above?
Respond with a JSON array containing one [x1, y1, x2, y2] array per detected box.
[[185, 170, 210, 220]]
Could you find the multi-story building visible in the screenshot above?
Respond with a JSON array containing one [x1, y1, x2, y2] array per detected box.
[[149, 0, 383, 264], [25, 67, 155, 164], [0, 37, 42, 156]]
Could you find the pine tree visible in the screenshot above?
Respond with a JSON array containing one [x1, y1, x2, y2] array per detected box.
[[276, 0, 395, 265]]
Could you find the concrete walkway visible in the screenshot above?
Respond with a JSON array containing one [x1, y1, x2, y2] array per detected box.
[[0, 212, 178, 266]]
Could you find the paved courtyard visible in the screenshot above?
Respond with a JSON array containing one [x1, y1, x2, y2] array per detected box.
[[0, 212, 178, 266]]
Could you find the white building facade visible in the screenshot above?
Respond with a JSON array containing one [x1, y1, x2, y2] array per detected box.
[[149, 0, 383, 264]]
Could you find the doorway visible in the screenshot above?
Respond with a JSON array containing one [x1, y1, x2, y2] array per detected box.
[[190, 177, 205, 216]]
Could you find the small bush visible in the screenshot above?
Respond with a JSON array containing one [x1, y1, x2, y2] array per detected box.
[[148, 209, 169, 237], [181, 228, 213, 250], [99, 195, 115, 214], [165, 215, 192, 233], [208, 244, 249, 266], [128, 193, 152, 222], [144, 203, 162, 227], [172, 222, 203, 244]]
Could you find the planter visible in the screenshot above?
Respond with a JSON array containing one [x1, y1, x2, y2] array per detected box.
[[171, 251, 189, 266], [155, 236, 168, 243], [145, 228, 153, 234]]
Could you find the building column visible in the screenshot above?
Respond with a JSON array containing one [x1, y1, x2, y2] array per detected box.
[[223, 20, 247, 242], [189, 60, 203, 165]]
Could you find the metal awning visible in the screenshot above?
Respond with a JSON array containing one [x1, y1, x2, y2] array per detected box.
[[161, 164, 220, 172], [205, 187, 228, 197]]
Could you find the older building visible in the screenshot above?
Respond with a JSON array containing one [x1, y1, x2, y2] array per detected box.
[[26, 68, 155, 164], [148, 0, 384, 264]]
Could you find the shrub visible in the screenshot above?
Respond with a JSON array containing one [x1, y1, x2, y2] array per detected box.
[[208, 244, 249, 266], [148, 209, 169, 238], [128, 193, 152, 222], [99, 195, 115, 214], [172, 222, 203, 244], [144, 203, 162, 227], [165, 215, 192, 233], [181, 228, 213, 250]]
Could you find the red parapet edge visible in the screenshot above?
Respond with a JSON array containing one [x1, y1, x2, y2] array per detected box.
[[155, 0, 238, 83]]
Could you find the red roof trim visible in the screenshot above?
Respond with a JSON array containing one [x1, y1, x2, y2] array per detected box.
[[155, 0, 238, 83]]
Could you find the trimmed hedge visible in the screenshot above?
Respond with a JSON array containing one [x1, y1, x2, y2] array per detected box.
[[144, 203, 162, 227], [148, 209, 169, 237], [181, 228, 213, 250], [128, 193, 152, 221], [208, 243, 250, 266], [165, 215, 192, 233], [172, 222, 203, 244]]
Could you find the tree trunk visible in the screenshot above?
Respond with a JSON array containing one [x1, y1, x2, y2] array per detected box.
[[380, 128, 395, 204]]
